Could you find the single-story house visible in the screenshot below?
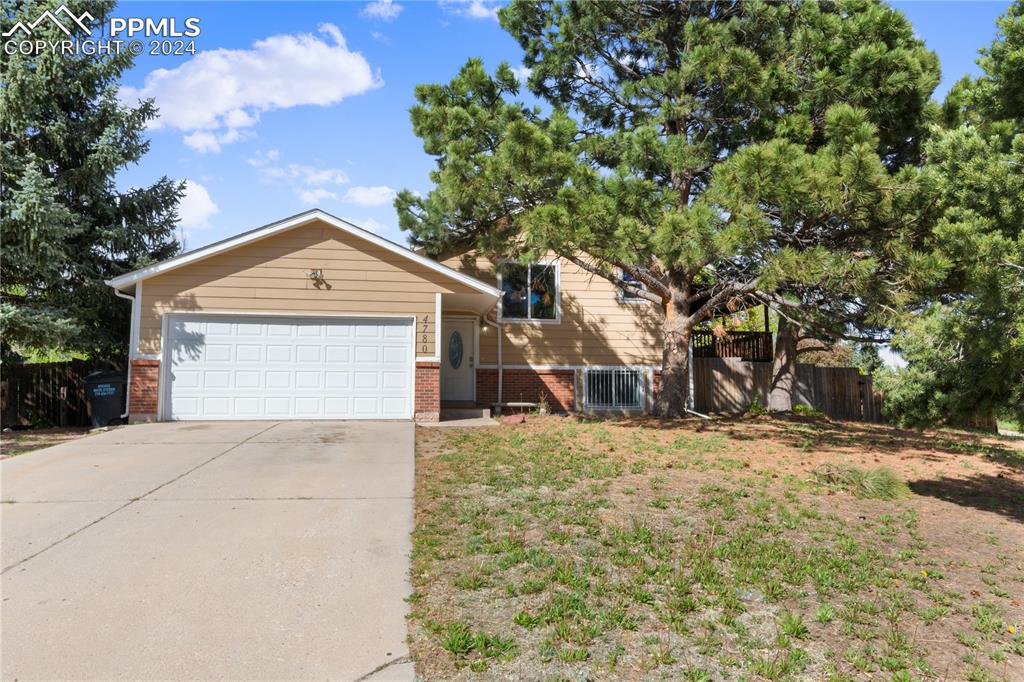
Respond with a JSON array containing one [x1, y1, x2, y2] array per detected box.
[[107, 209, 664, 422]]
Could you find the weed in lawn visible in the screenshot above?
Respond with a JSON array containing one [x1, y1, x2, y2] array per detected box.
[[439, 621, 518, 668], [812, 463, 910, 499], [779, 611, 810, 640]]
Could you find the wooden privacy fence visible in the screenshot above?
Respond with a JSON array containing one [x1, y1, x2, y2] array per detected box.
[[1, 360, 120, 428], [693, 358, 883, 422], [692, 331, 773, 362]]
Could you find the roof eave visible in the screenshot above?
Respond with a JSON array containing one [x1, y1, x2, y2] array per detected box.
[[105, 209, 501, 298]]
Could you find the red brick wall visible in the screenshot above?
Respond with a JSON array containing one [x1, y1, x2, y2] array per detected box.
[[476, 368, 575, 412], [130, 359, 160, 416], [415, 361, 440, 421]]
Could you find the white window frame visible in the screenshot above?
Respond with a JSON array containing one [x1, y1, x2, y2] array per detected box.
[[581, 366, 647, 410], [617, 269, 649, 305], [497, 259, 561, 324]]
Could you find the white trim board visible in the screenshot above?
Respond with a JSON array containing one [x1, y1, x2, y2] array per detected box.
[[106, 209, 501, 298]]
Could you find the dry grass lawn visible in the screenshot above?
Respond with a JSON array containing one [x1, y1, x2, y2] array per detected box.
[[410, 415, 1024, 681], [0, 427, 91, 458]]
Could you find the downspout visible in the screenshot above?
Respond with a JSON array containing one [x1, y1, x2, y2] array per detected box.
[[481, 310, 503, 416], [113, 288, 135, 420]]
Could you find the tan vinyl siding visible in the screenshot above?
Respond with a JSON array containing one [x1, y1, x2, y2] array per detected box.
[[139, 220, 478, 357], [442, 253, 663, 366]]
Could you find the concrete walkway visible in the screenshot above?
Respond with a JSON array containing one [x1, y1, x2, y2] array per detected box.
[[1, 421, 415, 681]]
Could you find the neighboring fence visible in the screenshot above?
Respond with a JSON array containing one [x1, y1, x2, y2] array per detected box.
[[692, 358, 883, 421], [692, 331, 773, 362], [1, 360, 119, 428]]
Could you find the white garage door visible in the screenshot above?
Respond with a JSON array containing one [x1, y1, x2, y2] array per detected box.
[[165, 315, 414, 421]]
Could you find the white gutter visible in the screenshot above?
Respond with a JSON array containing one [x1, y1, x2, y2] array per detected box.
[[113, 288, 135, 419], [481, 312, 503, 416]]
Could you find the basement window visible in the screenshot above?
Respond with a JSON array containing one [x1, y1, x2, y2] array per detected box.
[[583, 368, 646, 410]]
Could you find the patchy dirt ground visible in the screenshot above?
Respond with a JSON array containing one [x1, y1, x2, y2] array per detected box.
[[0, 427, 92, 458], [411, 416, 1024, 681]]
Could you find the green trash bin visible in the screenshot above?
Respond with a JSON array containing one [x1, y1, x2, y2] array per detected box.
[[83, 370, 127, 427]]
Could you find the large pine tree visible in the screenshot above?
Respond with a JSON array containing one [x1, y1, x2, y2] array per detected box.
[[398, 0, 940, 416], [1, 0, 182, 361], [880, 1, 1024, 427]]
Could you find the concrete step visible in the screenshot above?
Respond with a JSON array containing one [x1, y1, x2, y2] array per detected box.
[[440, 407, 491, 420]]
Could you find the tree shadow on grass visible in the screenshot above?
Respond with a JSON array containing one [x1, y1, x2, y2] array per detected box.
[[909, 473, 1024, 523], [715, 418, 1024, 471]]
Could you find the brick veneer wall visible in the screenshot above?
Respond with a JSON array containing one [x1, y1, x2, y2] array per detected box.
[[129, 359, 160, 420], [476, 368, 575, 412], [415, 361, 440, 422]]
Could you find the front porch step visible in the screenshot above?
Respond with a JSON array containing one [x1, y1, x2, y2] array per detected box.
[[440, 406, 491, 420]]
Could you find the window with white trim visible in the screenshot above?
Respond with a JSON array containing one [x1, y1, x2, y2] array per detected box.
[[583, 367, 646, 409], [618, 270, 647, 303], [499, 262, 559, 321]]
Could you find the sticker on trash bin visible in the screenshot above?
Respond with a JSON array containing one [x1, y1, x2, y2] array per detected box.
[[91, 384, 116, 396]]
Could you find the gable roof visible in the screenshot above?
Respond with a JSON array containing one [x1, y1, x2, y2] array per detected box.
[[105, 209, 501, 297]]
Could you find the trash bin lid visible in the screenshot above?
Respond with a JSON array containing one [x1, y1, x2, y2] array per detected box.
[[83, 369, 127, 384]]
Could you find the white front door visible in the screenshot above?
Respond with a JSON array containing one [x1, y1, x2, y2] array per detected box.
[[164, 315, 414, 420], [441, 318, 475, 402]]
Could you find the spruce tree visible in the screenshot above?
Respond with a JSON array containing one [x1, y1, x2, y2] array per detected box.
[[1, 0, 183, 361]]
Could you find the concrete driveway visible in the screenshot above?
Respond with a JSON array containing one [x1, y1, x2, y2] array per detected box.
[[1, 421, 415, 681]]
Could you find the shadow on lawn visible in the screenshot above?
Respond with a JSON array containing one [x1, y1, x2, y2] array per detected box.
[[713, 417, 1024, 471], [909, 473, 1024, 523]]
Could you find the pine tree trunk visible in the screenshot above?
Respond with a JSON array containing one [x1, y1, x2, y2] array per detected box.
[[769, 316, 797, 412], [655, 296, 691, 418]]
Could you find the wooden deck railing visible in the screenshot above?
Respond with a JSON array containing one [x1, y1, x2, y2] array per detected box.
[[692, 330, 773, 362]]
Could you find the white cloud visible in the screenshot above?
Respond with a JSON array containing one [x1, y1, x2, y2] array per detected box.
[[122, 24, 382, 153], [183, 127, 251, 154], [361, 0, 403, 21], [246, 149, 280, 167], [343, 216, 391, 235], [342, 185, 396, 206], [511, 65, 531, 83], [248, 150, 351, 204], [441, 0, 500, 20], [298, 188, 339, 205], [177, 180, 219, 230]]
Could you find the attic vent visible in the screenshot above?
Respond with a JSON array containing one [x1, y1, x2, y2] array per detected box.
[[583, 368, 645, 410]]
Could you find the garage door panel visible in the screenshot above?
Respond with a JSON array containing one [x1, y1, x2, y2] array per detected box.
[[235, 371, 261, 389], [325, 371, 350, 388], [234, 397, 261, 417], [326, 346, 350, 363], [266, 346, 292, 362], [264, 397, 291, 416], [294, 397, 321, 416], [202, 396, 231, 416], [203, 371, 231, 389], [167, 316, 414, 420], [205, 345, 232, 362], [236, 345, 262, 362], [353, 346, 379, 363], [206, 321, 233, 335], [382, 346, 407, 364], [295, 371, 321, 389]]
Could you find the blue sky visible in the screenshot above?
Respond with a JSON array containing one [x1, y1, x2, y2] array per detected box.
[[116, 0, 1013, 251]]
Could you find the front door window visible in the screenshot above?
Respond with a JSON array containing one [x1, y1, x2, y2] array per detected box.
[[448, 330, 464, 369]]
